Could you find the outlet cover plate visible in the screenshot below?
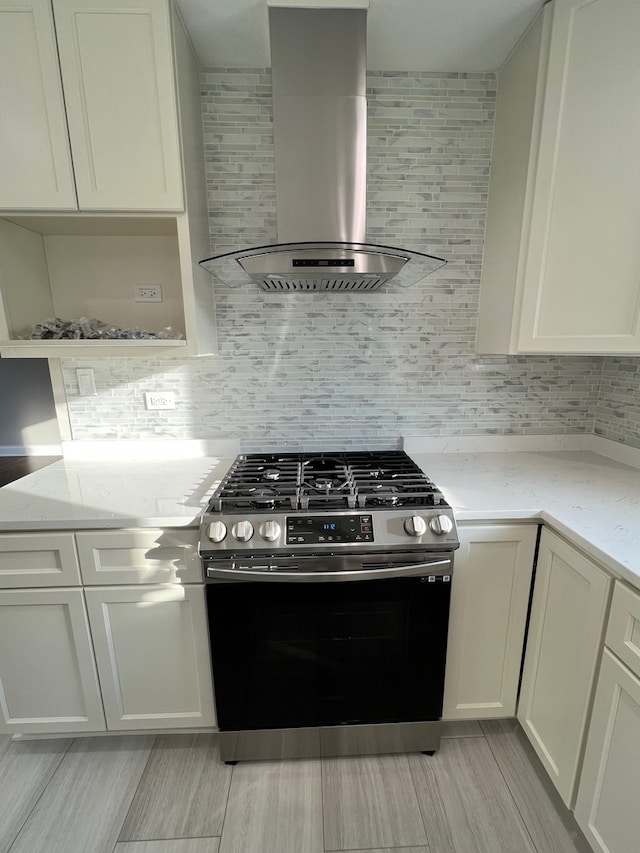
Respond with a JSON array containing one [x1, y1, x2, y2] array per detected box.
[[134, 285, 163, 302], [144, 391, 175, 410]]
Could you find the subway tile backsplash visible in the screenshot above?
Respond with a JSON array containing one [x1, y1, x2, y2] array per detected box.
[[595, 358, 640, 448], [61, 68, 639, 451]]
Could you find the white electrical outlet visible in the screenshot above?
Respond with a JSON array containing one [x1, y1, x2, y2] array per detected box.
[[144, 391, 176, 410], [134, 284, 163, 302]]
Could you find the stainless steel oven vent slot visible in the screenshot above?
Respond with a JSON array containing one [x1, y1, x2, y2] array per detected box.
[[257, 277, 390, 292]]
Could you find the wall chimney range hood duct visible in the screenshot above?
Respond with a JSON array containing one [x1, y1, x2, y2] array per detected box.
[[200, 2, 446, 292]]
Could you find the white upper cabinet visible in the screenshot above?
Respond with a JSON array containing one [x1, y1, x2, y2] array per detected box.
[[0, 0, 76, 209], [0, 2, 217, 357], [477, 0, 640, 355], [53, 0, 183, 210], [0, 0, 183, 212]]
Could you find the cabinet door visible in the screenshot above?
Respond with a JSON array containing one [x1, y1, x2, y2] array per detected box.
[[0, 532, 81, 588], [0, 0, 76, 210], [575, 649, 640, 853], [518, 0, 640, 353], [52, 0, 183, 210], [76, 528, 201, 585], [0, 588, 105, 734], [443, 524, 537, 720], [518, 528, 611, 807], [84, 584, 215, 730]]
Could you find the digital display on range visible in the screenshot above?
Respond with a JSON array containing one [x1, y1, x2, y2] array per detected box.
[[286, 515, 373, 545]]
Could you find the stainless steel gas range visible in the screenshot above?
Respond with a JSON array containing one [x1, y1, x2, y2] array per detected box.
[[200, 451, 459, 763]]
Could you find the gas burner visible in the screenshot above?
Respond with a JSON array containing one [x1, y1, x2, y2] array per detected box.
[[234, 486, 280, 509], [262, 469, 281, 481], [305, 474, 348, 493], [370, 484, 402, 506], [303, 456, 345, 473], [367, 497, 402, 507], [239, 487, 277, 497], [312, 476, 336, 490]]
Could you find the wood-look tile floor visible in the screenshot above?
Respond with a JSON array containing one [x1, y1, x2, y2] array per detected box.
[[0, 720, 593, 853]]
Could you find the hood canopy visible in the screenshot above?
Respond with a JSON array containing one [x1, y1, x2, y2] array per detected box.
[[200, 3, 446, 291], [201, 241, 446, 292]]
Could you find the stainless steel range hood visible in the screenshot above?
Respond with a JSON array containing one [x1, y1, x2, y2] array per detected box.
[[200, 3, 446, 292]]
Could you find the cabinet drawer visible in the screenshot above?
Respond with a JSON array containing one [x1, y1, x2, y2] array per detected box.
[[606, 581, 640, 678], [0, 532, 80, 588], [76, 528, 201, 585]]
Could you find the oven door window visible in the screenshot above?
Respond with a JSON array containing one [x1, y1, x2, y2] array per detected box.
[[207, 576, 451, 731]]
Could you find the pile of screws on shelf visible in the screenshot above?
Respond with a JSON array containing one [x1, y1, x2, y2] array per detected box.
[[27, 317, 183, 340]]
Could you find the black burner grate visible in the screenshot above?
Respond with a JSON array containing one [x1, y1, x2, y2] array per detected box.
[[207, 451, 447, 513]]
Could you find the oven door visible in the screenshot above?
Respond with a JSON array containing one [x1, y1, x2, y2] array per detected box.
[[205, 552, 453, 732]]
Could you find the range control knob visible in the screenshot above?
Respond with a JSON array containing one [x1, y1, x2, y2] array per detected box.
[[429, 514, 454, 535], [259, 520, 281, 542], [207, 521, 227, 543], [404, 515, 427, 537], [231, 520, 254, 542]]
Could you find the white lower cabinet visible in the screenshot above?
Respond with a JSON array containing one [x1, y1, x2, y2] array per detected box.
[[574, 648, 640, 853], [0, 587, 105, 734], [0, 531, 81, 588], [574, 580, 640, 852], [76, 528, 201, 585], [517, 528, 611, 807], [443, 523, 537, 720], [84, 584, 215, 730]]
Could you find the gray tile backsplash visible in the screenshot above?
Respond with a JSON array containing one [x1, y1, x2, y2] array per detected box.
[[61, 68, 639, 451], [595, 358, 640, 449]]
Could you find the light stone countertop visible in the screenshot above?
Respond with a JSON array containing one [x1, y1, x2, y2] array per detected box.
[[0, 443, 639, 591], [0, 455, 234, 530], [409, 450, 640, 590]]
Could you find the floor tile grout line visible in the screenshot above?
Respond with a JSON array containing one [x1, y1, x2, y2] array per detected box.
[[112, 835, 223, 844], [324, 844, 431, 853], [325, 845, 430, 852], [320, 754, 326, 853], [216, 739, 235, 852], [5, 735, 76, 853], [114, 733, 159, 847], [407, 735, 481, 853], [481, 721, 595, 853], [480, 724, 542, 853], [405, 750, 434, 853]]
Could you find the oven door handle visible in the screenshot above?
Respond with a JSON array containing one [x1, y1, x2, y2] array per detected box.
[[206, 557, 452, 583]]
